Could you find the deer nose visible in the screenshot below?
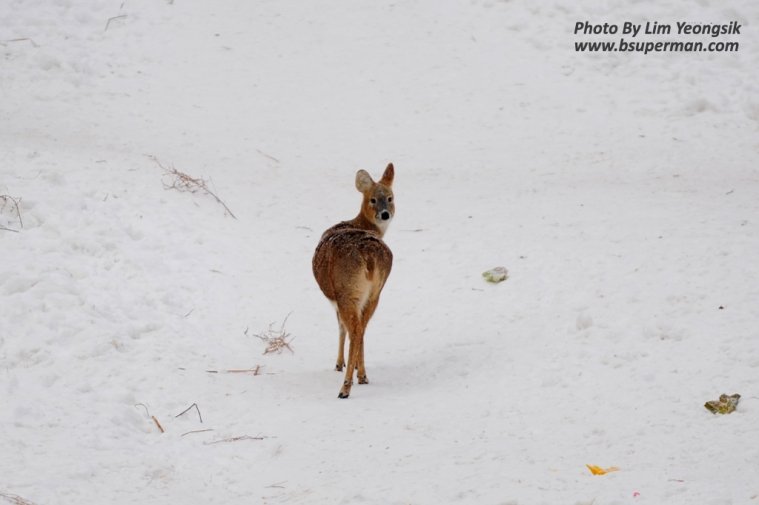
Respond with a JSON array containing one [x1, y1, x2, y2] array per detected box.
[[380, 211, 391, 221]]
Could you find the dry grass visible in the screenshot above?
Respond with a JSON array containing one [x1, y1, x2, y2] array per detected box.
[[206, 365, 264, 375], [0, 492, 38, 505], [1, 38, 39, 48], [149, 156, 237, 219], [253, 314, 295, 355], [0, 195, 23, 231], [204, 435, 264, 445]]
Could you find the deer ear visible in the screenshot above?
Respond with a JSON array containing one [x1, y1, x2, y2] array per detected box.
[[355, 170, 374, 193], [379, 163, 394, 186]]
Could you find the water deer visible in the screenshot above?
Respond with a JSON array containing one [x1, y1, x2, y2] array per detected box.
[[312, 163, 395, 399]]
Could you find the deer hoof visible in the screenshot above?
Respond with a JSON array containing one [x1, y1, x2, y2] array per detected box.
[[358, 375, 369, 384], [335, 364, 345, 371], [338, 380, 352, 398]]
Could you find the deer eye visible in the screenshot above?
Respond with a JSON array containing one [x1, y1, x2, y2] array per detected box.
[[370, 198, 376, 204], [388, 197, 393, 203]]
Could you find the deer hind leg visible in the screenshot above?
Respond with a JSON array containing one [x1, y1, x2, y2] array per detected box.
[[337, 303, 364, 399], [357, 339, 368, 384], [335, 311, 346, 371], [356, 293, 380, 385]]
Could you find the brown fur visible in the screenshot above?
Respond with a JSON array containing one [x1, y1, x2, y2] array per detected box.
[[312, 163, 395, 398]]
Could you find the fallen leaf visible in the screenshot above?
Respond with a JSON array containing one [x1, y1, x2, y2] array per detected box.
[[482, 267, 508, 283], [704, 393, 740, 415], [586, 464, 620, 475]]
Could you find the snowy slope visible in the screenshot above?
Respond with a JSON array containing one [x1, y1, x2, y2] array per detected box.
[[1, 1, 758, 504]]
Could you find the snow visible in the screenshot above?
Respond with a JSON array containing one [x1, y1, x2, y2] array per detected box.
[[1, 0, 758, 503]]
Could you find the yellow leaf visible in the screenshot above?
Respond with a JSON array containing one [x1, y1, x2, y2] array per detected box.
[[586, 465, 620, 475]]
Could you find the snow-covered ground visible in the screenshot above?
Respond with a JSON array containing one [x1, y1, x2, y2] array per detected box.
[[1, 1, 758, 503]]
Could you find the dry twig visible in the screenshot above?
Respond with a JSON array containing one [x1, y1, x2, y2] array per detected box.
[[0, 195, 23, 229], [104, 15, 127, 31], [256, 149, 280, 163], [253, 313, 295, 355], [266, 481, 287, 489], [0, 492, 38, 505], [134, 403, 163, 433], [134, 403, 150, 416], [181, 429, 214, 437], [152, 415, 164, 433], [175, 403, 203, 423], [149, 155, 237, 219]]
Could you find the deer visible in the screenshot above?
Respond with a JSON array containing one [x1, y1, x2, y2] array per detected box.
[[312, 163, 395, 399]]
